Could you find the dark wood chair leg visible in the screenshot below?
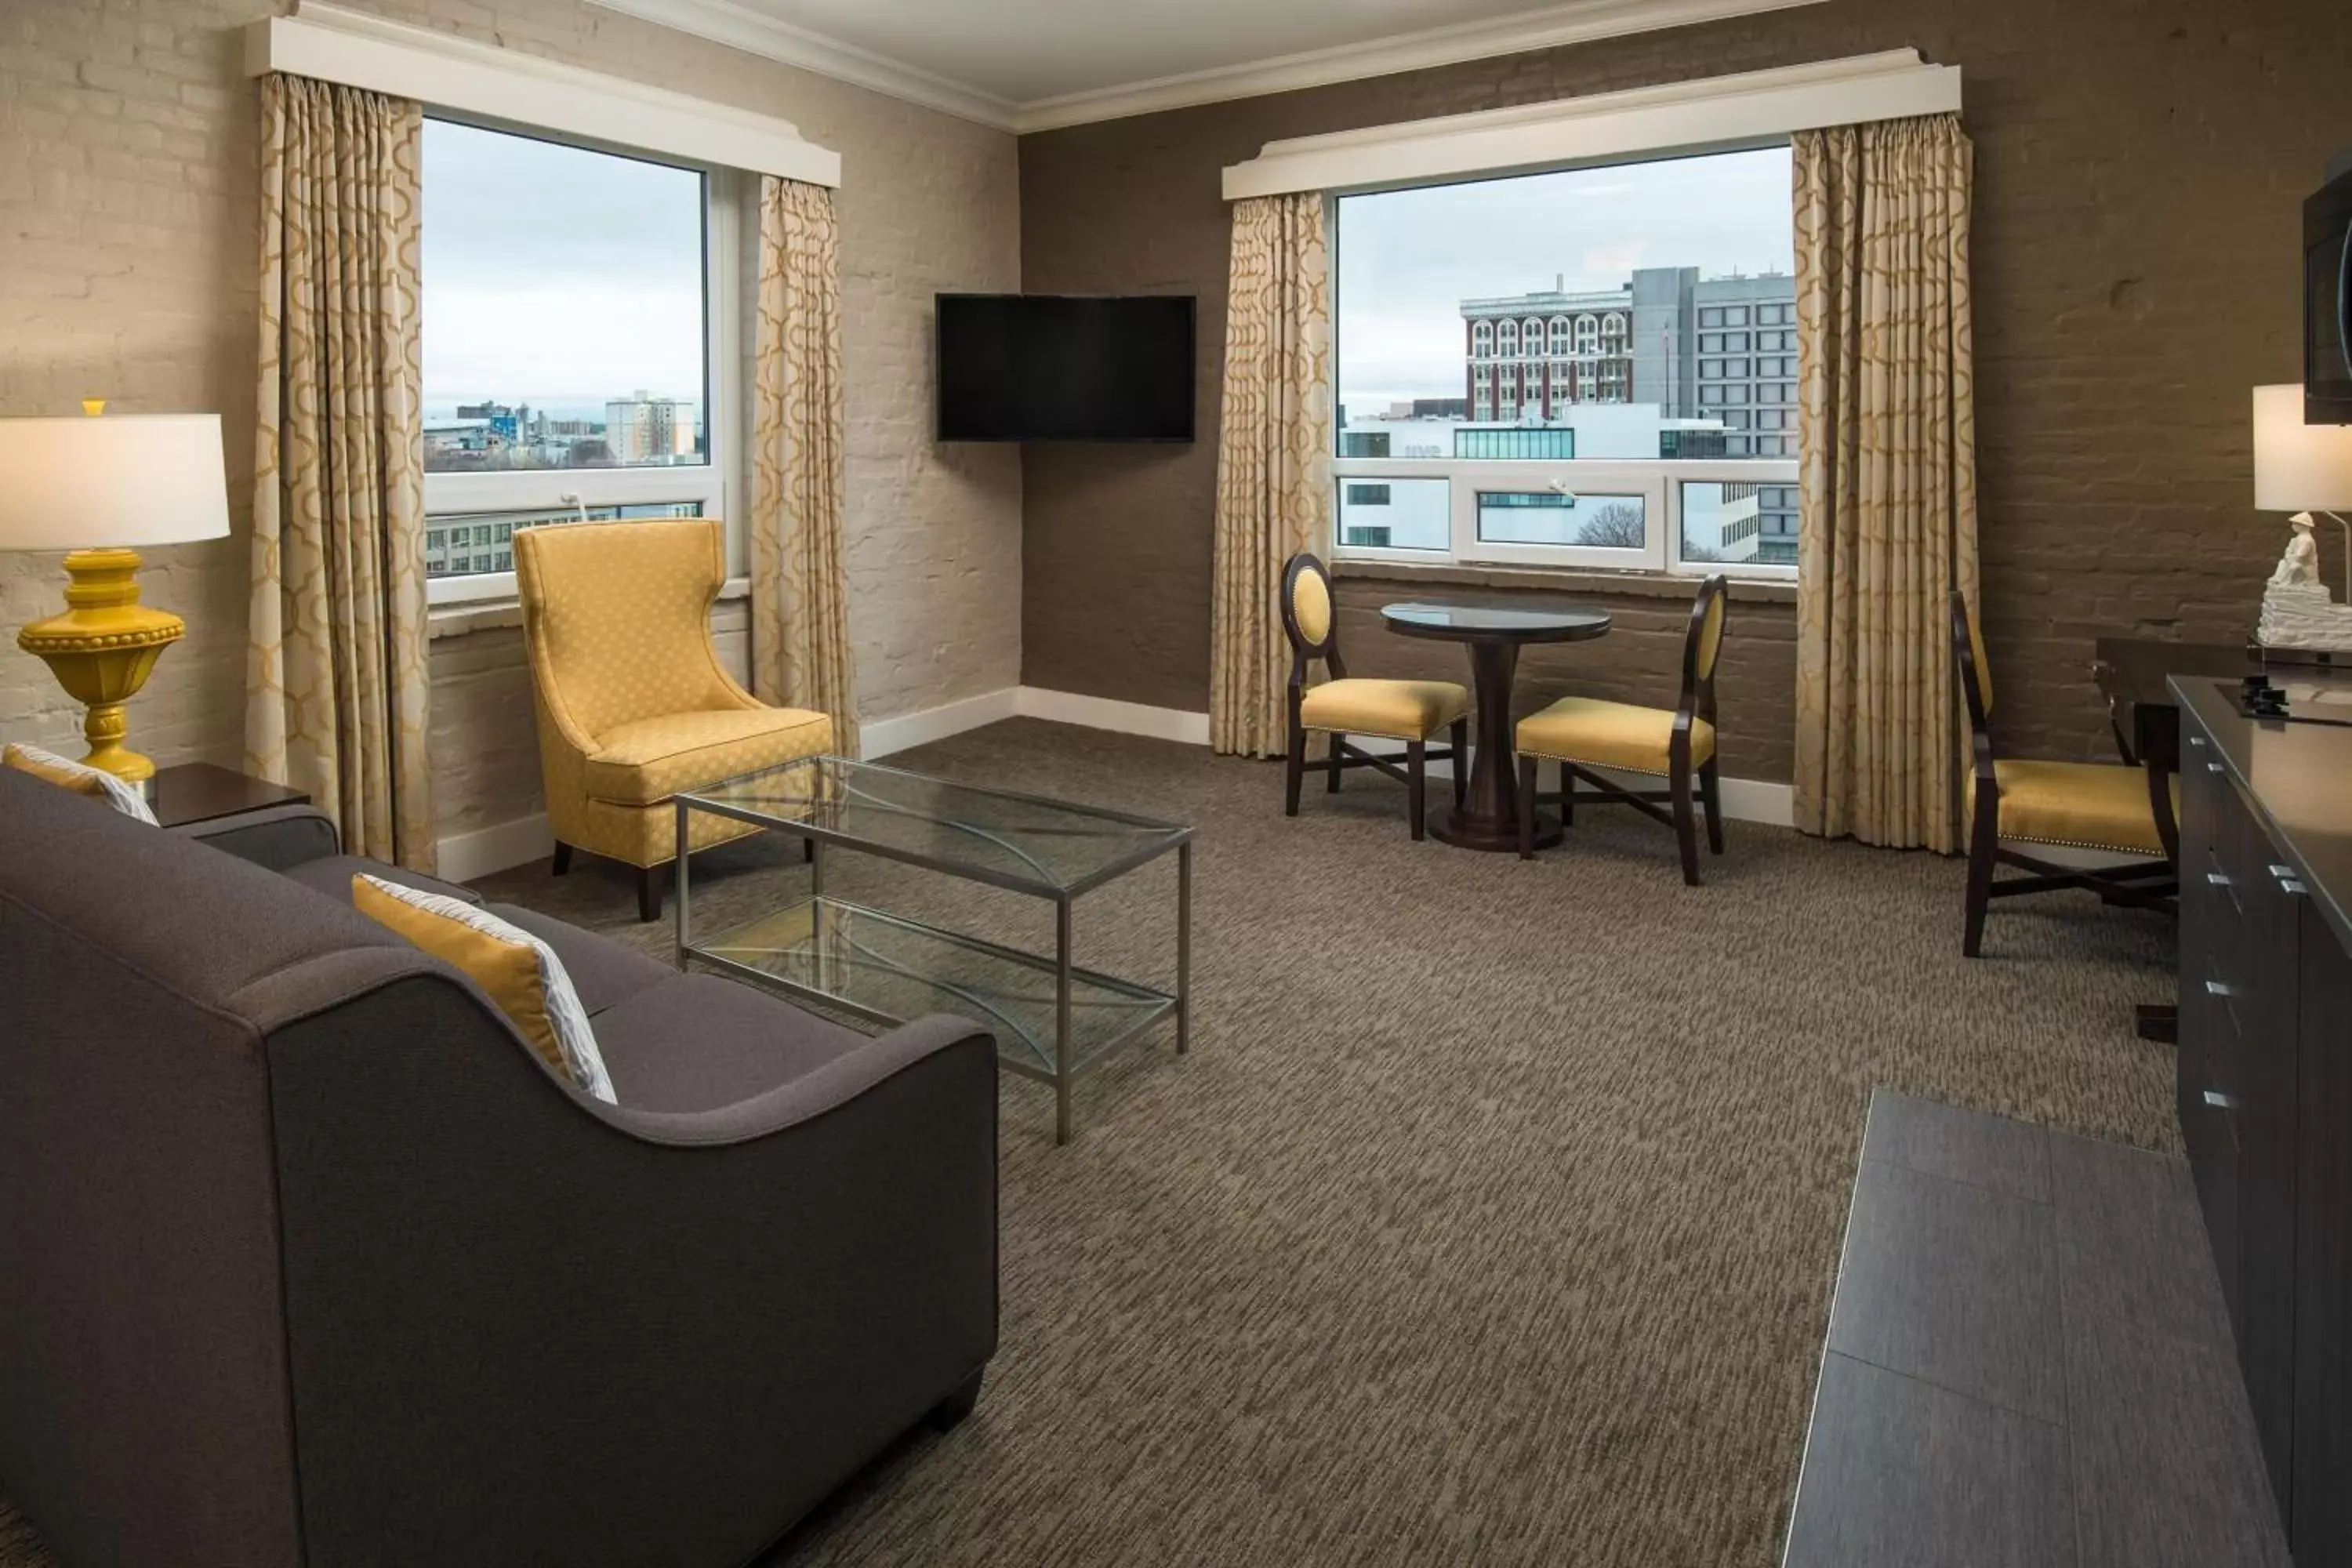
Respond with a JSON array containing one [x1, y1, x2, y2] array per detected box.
[[550, 842, 572, 877], [1327, 731, 1346, 793], [1450, 717, 1468, 811], [1284, 724, 1306, 816], [1559, 762, 1573, 827], [636, 862, 667, 924], [1517, 754, 1537, 859], [926, 1369, 984, 1432], [1671, 760, 1700, 887], [1407, 739, 1427, 841], [1962, 823, 1996, 957], [804, 837, 815, 864], [1700, 759, 1725, 855]]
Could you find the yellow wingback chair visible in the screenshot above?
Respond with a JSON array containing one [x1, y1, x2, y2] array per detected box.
[[514, 518, 833, 921]]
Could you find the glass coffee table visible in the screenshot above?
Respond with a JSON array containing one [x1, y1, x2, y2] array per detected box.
[[674, 756, 1192, 1144]]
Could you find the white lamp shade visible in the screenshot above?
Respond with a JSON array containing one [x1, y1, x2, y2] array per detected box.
[[0, 413, 232, 551], [2253, 384, 2352, 513]]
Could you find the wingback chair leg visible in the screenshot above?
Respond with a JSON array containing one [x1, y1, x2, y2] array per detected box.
[[1671, 760, 1701, 887], [1700, 759, 1725, 855], [1559, 762, 1573, 827], [1517, 755, 1538, 859], [1407, 739, 1427, 841], [1284, 725, 1306, 816], [550, 842, 572, 877], [637, 862, 667, 924], [1327, 731, 1346, 793], [1450, 718, 1469, 811]]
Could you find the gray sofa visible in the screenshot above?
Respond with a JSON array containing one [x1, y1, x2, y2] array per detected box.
[[0, 768, 997, 1568]]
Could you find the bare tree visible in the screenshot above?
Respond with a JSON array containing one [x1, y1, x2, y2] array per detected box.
[[1574, 503, 1646, 549]]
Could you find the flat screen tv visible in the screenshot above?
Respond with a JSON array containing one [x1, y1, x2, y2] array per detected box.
[[935, 293, 1196, 443]]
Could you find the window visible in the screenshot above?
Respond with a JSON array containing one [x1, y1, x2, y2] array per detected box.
[[420, 118, 738, 603], [1344, 483, 1393, 506], [1332, 144, 1797, 574]]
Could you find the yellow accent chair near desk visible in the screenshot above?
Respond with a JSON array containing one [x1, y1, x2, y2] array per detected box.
[[1279, 553, 1470, 841], [514, 517, 833, 922], [0, 405, 232, 786], [1951, 590, 2174, 956], [1514, 575, 1729, 886]]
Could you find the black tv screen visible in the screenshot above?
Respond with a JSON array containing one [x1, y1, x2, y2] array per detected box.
[[936, 294, 1195, 443]]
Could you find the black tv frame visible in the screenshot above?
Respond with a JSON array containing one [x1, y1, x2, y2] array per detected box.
[[933, 292, 1197, 445]]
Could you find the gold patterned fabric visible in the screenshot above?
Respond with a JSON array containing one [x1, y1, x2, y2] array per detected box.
[[1297, 678, 1468, 742], [1211, 193, 1332, 757], [1791, 114, 1980, 855], [245, 73, 436, 871], [751, 176, 858, 757], [515, 517, 832, 870], [1517, 699, 1718, 775]]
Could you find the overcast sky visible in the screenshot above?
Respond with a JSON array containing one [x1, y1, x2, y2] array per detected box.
[[420, 119, 706, 417], [1336, 146, 1795, 408]]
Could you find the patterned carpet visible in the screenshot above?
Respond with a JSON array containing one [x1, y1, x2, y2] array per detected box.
[[0, 718, 2178, 1566]]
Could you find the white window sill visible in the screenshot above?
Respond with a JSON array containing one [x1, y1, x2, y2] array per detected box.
[[427, 575, 753, 641], [1330, 557, 1798, 604]]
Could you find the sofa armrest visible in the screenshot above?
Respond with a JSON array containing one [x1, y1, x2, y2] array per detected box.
[[597, 1013, 993, 1148], [173, 804, 341, 871], [257, 971, 999, 1568]]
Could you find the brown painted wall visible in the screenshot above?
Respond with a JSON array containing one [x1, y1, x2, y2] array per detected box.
[[1018, 0, 2352, 779]]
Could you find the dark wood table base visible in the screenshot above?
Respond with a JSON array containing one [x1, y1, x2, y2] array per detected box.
[[1436, 805, 1561, 853]]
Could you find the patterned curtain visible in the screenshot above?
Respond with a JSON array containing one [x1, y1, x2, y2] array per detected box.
[[750, 176, 858, 757], [1209, 192, 1332, 758], [246, 73, 436, 870], [1791, 114, 1980, 854]]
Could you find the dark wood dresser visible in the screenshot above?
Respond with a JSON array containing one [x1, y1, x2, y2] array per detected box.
[[2176, 673, 2352, 1564]]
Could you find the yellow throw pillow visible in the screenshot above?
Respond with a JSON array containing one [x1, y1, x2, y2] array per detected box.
[[3, 742, 160, 826], [351, 873, 617, 1103]]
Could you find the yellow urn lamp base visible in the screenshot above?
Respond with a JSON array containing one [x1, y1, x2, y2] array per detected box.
[[14, 546, 186, 785]]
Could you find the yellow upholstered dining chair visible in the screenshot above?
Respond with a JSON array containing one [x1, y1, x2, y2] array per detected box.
[[1951, 591, 2173, 956], [515, 518, 833, 922], [1281, 553, 1469, 841], [1513, 575, 1728, 885]]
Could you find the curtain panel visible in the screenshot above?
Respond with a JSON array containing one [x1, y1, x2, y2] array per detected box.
[[750, 176, 859, 757], [246, 72, 437, 870], [1791, 113, 1981, 854], [1209, 192, 1333, 758]]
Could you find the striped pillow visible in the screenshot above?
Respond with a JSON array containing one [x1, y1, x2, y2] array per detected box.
[[351, 873, 617, 1104], [2, 742, 159, 826]]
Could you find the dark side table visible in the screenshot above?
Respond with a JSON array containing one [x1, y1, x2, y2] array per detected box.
[[149, 762, 310, 831]]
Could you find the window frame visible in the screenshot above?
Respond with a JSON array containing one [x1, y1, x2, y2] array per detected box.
[[419, 115, 746, 608], [1327, 147, 1802, 584]]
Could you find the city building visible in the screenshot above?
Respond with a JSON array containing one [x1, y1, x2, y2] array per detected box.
[[604, 390, 697, 464]]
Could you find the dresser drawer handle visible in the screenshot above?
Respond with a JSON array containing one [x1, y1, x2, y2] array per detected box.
[[2189, 735, 2209, 749], [2207, 762, 2227, 775], [2205, 979, 2238, 998], [2207, 872, 2232, 887], [2205, 1090, 2239, 1111]]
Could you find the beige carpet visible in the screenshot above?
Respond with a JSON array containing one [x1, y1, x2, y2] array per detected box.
[[0, 718, 2177, 1566]]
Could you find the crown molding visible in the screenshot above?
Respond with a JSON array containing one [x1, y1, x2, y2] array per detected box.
[[584, 0, 1831, 136], [1011, 0, 1831, 132], [585, 0, 1019, 129]]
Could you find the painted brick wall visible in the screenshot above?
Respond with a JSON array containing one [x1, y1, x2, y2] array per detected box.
[[1018, 0, 2352, 779], [0, 0, 1020, 844]]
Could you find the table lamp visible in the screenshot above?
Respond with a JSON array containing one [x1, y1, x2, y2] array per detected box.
[[2253, 383, 2352, 601], [0, 404, 231, 784]]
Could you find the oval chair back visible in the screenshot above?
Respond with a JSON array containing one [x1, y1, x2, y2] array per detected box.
[[1948, 590, 1995, 754], [1279, 553, 1344, 680], [1679, 574, 1730, 735]]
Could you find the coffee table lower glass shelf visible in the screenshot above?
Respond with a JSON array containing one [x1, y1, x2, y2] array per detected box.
[[687, 897, 1178, 1083]]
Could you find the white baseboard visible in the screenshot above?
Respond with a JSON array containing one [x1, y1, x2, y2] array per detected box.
[[1346, 735, 1796, 829], [862, 687, 1021, 759], [436, 811, 554, 885], [1014, 686, 1212, 745]]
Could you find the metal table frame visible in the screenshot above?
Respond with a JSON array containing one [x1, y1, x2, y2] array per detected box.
[[673, 758, 1192, 1145]]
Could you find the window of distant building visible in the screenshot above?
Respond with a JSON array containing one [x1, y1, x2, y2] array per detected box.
[[1331, 143, 1798, 574], [420, 118, 736, 604]]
